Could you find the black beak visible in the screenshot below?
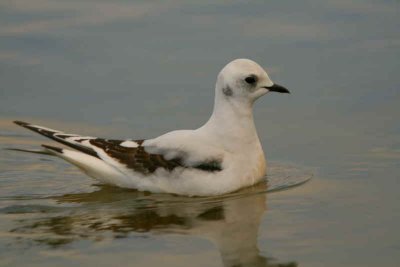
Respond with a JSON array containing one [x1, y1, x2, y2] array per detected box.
[[264, 84, 290, 94]]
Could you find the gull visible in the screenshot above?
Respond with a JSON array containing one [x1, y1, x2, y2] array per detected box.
[[13, 59, 290, 196]]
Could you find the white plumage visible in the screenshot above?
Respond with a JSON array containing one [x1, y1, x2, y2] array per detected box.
[[14, 59, 290, 196]]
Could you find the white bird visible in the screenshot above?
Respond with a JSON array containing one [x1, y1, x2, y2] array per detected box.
[[14, 59, 290, 196]]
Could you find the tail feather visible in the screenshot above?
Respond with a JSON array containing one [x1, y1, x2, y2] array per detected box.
[[13, 121, 128, 186], [5, 147, 55, 156], [41, 145, 126, 185], [42, 144, 64, 154], [13, 121, 99, 158]]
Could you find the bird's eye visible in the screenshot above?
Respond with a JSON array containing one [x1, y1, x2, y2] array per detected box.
[[245, 75, 257, 85]]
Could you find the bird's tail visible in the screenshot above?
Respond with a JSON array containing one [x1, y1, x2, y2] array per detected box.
[[13, 120, 99, 158], [5, 147, 56, 156]]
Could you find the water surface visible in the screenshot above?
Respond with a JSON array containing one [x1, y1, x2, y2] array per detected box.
[[0, 126, 310, 267]]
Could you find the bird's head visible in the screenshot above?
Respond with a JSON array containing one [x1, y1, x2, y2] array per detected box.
[[216, 59, 289, 104]]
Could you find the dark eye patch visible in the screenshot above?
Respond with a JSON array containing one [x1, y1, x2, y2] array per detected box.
[[245, 75, 257, 85]]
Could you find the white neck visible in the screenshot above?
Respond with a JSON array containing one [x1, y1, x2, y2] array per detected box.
[[201, 87, 261, 148]]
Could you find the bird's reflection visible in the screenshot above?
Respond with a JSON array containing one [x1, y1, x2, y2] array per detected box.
[[10, 182, 297, 267]]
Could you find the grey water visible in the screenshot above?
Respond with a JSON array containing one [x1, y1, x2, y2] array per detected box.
[[1, 1, 399, 266]]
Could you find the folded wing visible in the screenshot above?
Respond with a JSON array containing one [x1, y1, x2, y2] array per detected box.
[[14, 121, 222, 175]]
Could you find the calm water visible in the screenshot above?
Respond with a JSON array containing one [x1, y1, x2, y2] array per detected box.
[[1, 1, 399, 266], [0, 126, 311, 267]]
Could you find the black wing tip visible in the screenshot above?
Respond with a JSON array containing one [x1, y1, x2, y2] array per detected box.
[[14, 120, 30, 127], [42, 144, 64, 153]]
